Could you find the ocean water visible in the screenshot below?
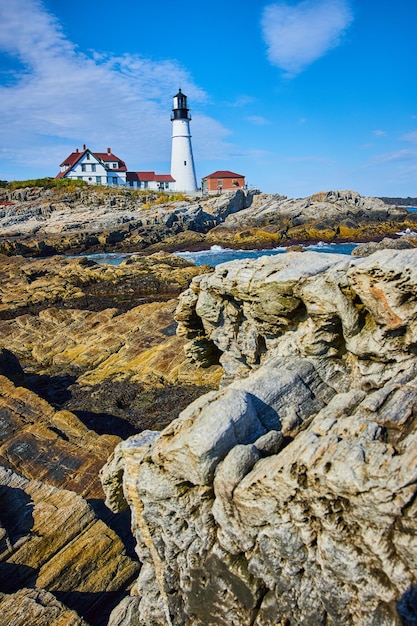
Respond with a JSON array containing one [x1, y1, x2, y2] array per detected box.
[[176, 242, 358, 266], [84, 242, 358, 268]]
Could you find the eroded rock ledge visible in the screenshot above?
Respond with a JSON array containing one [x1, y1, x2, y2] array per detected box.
[[102, 249, 417, 625]]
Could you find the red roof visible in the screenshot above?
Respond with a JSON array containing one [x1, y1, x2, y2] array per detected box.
[[59, 148, 87, 168], [57, 147, 127, 175], [202, 170, 245, 180], [154, 174, 175, 182], [94, 152, 127, 171], [126, 171, 175, 183]]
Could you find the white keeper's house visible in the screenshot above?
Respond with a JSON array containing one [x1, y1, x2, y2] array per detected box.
[[56, 145, 175, 190], [55, 91, 202, 192]]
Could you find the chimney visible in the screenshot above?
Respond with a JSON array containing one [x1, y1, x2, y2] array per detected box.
[[107, 147, 111, 154], [76, 148, 79, 153], [83, 144, 86, 150]]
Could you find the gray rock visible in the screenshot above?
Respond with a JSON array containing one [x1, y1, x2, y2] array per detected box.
[[102, 249, 417, 626]]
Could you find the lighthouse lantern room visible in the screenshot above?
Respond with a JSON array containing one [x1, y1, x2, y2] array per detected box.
[[170, 89, 198, 193]]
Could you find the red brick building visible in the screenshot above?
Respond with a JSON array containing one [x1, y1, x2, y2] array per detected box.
[[202, 170, 245, 192]]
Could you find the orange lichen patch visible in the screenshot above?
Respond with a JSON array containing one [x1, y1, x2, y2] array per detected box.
[[369, 285, 403, 329]]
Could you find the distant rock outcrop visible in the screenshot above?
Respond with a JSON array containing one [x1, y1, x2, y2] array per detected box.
[[352, 233, 417, 256], [0, 186, 416, 256], [102, 249, 417, 625], [0, 187, 252, 256]]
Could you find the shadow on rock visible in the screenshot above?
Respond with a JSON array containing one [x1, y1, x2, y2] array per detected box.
[[25, 372, 77, 405], [0, 485, 34, 545], [0, 563, 38, 593], [0, 348, 25, 385], [0, 486, 37, 592], [53, 589, 130, 626], [87, 499, 138, 563], [74, 410, 138, 439], [398, 586, 417, 625]]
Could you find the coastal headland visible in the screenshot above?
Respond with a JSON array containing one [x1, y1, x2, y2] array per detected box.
[[1, 184, 417, 257], [1, 182, 417, 624]]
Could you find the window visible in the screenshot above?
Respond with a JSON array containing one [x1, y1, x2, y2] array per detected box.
[[86, 153, 90, 160], [96, 176, 102, 184], [112, 163, 117, 168], [112, 177, 117, 184], [77, 176, 82, 180], [184, 160, 187, 166], [91, 164, 96, 172], [217, 179, 223, 186], [81, 164, 87, 172]]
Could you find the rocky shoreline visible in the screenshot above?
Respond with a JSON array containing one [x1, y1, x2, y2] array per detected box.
[[1, 184, 417, 624], [1, 186, 416, 258]]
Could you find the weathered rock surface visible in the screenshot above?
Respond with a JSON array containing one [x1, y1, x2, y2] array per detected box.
[[0, 588, 88, 626], [204, 189, 417, 249], [0, 466, 139, 625], [103, 249, 417, 625], [0, 374, 120, 497], [0, 374, 141, 624], [0, 251, 221, 428], [0, 251, 211, 318], [0, 251, 221, 625], [0, 187, 252, 256], [1, 186, 416, 256]]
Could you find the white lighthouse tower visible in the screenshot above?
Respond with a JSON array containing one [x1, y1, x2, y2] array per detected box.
[[170, 89, 198, 192]]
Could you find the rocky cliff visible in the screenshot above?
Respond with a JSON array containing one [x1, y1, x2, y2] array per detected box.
[[102, 249, 417, 625], [1, 186, 416, 256]]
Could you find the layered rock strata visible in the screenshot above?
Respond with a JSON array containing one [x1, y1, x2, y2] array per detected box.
[[0, 466, 139, 625], [0, 374, 120, 497], [0, 251, 222, 624], [0, 251, 210, 318], [0, 252, 221, 429], [102, 249, 417, 625]]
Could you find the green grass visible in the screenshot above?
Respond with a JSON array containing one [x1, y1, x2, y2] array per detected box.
[[2, 177, 88, 190], [0, 178, 192, 206]]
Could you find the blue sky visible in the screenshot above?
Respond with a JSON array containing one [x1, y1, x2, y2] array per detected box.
[[0, 0, 416, 197]]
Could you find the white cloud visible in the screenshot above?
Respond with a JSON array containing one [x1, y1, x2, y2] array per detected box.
[[401, 131, 417, 143], [285, 154, 335, 164], [368, 149, 417, 165], [227, 95, 257, 107], [0, 0, 231, 178], [261, 0, 354, 76], [373, 129, 386, 137], [246, 115, 270, 126]]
